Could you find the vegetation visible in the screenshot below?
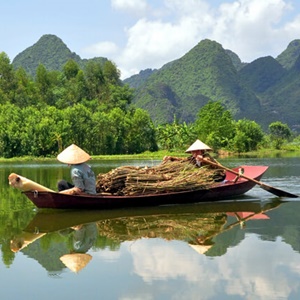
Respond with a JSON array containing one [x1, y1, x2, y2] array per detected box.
[[0, 52, 157, 158], [1, 34, 300, 159], [129, 39, 300, 132]]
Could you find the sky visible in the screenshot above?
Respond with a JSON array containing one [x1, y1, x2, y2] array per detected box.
[[1, 0, 300, 79]]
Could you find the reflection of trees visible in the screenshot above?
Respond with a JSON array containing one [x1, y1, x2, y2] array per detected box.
[[0, 192, 35, 267]]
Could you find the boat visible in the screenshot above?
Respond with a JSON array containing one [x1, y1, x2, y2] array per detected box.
[[21, 165, 269, 209]]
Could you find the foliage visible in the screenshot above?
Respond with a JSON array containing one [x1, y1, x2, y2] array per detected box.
[[1, 35, 300, 157], [156, 117, 196, 151], [269, 121, 292, 149], [231, 119, 264, 152], [0, 55, 158, 158], [194, 101, 235, 151]]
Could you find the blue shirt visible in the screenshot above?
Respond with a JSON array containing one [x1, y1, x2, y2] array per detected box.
[[71, 163, 96, 194]]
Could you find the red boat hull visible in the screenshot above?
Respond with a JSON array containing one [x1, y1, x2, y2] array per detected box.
[[23, 166, 268, 209]]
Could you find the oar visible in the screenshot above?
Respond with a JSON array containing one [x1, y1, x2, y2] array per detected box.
[[201, 158, 298, 198]]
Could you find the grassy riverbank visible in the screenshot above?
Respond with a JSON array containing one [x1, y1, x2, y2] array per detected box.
[[1, 148, 300, 163]]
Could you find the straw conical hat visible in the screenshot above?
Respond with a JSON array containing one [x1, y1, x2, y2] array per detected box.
[[185, 139, 212, 153], [189, 244, 212, 254], [10, 233, 46, 252], [60, 253, 92, 273], [57, 144, 90, 164]]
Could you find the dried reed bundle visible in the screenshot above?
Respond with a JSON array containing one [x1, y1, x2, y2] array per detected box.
[[96, 160, 222, 195]]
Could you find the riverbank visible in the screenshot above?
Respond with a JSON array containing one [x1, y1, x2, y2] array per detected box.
[[1, 148, 300, 163]]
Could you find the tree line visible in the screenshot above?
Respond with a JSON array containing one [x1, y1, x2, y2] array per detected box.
[[0, 52, 295, 158]]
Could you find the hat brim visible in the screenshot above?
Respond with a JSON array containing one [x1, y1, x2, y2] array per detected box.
[[185, 139, 212, 153], [57, 144, 91, 164]]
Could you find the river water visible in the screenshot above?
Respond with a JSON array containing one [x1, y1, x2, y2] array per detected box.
[[0, 156, 300, 300]]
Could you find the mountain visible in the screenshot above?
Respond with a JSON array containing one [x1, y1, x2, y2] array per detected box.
[[10, 34, 300, 131], [131, 39, 263, 125], [238, 56, 286, 94], [127, 39, 300, 130], [276, 39, 300, 70], [12, 34, 107, 77]]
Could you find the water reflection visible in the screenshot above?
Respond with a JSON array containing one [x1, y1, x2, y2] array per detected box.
[[10, 200, 282, 275]]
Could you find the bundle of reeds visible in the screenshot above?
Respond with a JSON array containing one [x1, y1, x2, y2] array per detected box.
[[96, 160, 222, 195]]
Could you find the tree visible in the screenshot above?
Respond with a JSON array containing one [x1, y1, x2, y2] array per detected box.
[[63, 59, 80, 80], [156, 117, 196, 151], [85, 61, 105, 101], [269, 121, 292, 149], [232, 119, 264, 152], [194, 101, 235, 150], [126, 108, 158, 153], [0, 52, 17, 103]]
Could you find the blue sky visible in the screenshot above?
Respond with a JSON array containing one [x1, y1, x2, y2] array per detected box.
[[1, 0, 300, 79]]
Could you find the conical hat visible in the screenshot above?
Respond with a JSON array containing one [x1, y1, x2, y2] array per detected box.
[[57, 144, 91, 164], [185, 139, 212, 153], [60, 253, 92, 273], [189, 244, 212, 255]]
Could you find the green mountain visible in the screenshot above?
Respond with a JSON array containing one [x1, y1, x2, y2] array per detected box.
[[259, 54, 300, 129], [10, 34, 300, 131], [131, 39, 263, 125], [127, 39, 300, 130], [12, 34, 107, 77], [238, 56, 286, 94], [276, 39, 300, 70]]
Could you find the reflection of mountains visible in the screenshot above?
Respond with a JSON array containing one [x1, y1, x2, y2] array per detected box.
[[14, 200, 284, 275]]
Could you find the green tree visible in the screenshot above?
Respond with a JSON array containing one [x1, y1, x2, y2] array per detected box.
[[63, 59, 80, 80], [0, 103, 23, 157], [194, 101, 235, 150], [156, 118, 196, 151], [85, 61, 106, 101], [0, 52, 17, 103], [269, 121, 292, 149], [103, 60, 121, 85], [126, 108, 158, 153], [232, 119, 264, 152]]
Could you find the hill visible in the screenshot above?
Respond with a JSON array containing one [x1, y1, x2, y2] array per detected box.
[[131, 39, 263, 125], [12, 34, 107, 77], [10, 34, 300, 131], [127, 39, 300, 130]]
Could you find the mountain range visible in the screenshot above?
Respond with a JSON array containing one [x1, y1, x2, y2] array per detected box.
[[11, 34, 300, 131]]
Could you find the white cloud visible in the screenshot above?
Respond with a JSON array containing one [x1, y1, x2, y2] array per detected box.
[[97, 0, 300, 79], [210, 0, 294, 61], [120, 235, 300, 299]]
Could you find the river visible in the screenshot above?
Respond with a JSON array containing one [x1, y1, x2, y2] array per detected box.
[[0, 156, 299, 300]]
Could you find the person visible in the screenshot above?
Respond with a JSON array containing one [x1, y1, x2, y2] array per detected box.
[[57, 144, 96, 195], [185, 139, 215, 167], [163, 139, 213, 166], [163, 139, 226, 182]]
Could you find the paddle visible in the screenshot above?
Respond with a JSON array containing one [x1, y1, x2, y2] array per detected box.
[[201, 158, 298, 198]]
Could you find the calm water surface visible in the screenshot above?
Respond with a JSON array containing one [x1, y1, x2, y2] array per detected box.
[[0, 156, 300, 300]]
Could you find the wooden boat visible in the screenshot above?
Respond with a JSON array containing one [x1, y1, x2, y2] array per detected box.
[[22, 165, 269, 209]]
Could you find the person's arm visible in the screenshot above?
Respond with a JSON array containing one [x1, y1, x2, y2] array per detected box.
[[59, 186, 83, 195]]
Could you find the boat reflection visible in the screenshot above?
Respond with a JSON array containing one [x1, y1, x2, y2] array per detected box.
[[10, 199, 282, 274]]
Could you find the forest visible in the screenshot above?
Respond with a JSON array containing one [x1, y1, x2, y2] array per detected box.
[[0, 51, 297, 158]]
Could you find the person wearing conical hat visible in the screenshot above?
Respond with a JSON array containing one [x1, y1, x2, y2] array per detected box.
[[185, 139, 213, 167], [163, 139, 212, 166], [57, 144, 96, 195], [163, 139, 226, 182]]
